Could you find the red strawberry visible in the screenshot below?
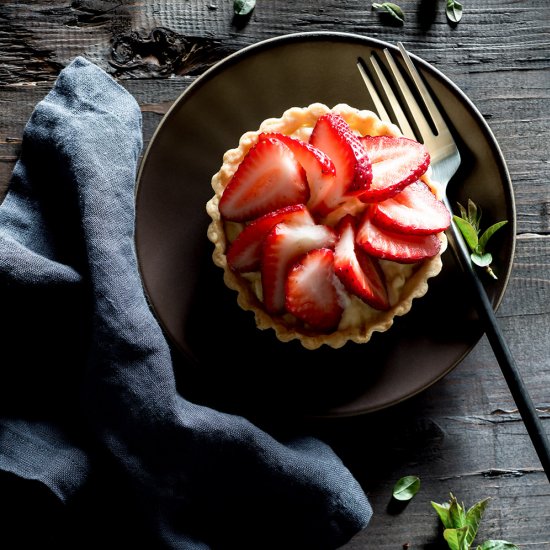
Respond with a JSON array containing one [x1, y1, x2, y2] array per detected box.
[[227, 204, 314, 272], [372, 181, 451, 235], [356, 211, 441, 263], [334, 215, 389, 310], [359, 136, 430, 202], [285, 248, 344, 332], [259, 132, 336, 216], [309, 113, 372, 211], [261, 222, 336, 313], [219, 137, 309, 222]]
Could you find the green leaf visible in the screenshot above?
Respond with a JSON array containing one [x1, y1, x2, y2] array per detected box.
[[446, 0, 463, 23], [467, 198, 479, 227], [234, 0, 256, 16], [448, 495, 467, 529], [471, 252, 493, 267], [453, 215, 479, 252], [431, 501, 453, 529], [443, 526, 469, 550], [392, 475, 421, 501], [457, 201, 468, 220], [464, 497, 490, 546], [372, 2, 405, 23], [476, 541, 520, 550], [478, 220, 508, 252]]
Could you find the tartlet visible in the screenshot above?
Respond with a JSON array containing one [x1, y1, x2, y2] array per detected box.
[[206, 103, 449, 350]]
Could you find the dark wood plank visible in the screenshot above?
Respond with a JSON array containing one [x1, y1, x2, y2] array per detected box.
[[0, 1, 548, 548]]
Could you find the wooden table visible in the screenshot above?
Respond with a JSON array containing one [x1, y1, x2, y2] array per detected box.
[[1, 1, 548, 547]]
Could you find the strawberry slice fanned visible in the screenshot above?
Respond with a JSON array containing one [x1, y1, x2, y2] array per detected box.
[[359, 135, 430, 202], [309, 113, 372, 212], [285, 248, 344, 332], [227, 204, 314, 272], [356, 212, 441, 263], [261, 222, 336, 313], [334, 215, 389, 310], [219, 137, 309, 222], [259, 132, 336, 215], [372, 181, 450, 235]]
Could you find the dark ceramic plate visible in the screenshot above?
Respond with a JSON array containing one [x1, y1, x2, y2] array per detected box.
[[135, 32, 515, 417]]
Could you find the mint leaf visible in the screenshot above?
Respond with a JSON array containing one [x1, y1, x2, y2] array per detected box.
[[446, 0, 463, 23], [457, 201, 468, 220], [448, 494, 467, 529], [432, 501, 453, 528], [467, 198, 479, 228], [471, 252, 493, 267], [392, 475, 421, 501], [234, 0, 255, 16], [444, 526, 469, 550], [453, 215, 479, 251], [465, 497, 490, 546], [476, 541, 520, 550], [478, 220, 508, 252], [372, 2, 405, 23]]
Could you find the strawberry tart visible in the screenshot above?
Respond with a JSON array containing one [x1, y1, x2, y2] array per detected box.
[[206, 103, 450, 349]]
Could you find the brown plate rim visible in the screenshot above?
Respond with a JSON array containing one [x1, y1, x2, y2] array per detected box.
[[135, 31, 516, 417]]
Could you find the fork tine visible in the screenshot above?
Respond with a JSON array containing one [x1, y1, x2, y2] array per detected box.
[[396, 43, 448, 136], [356, 58, 391, 125], [382, 48, 434, 144], [357, 56, 416, 140], [369, 55, 416, 140]]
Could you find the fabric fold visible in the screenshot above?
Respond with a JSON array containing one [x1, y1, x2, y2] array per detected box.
[[0, 56, 372, 548]]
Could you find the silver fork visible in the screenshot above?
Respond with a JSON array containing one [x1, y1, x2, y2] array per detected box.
[[357, 43, 550, 482]]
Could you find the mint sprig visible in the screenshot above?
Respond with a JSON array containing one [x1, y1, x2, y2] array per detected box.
[[453, 199, 508, 280], [432, 494, 519, 550]]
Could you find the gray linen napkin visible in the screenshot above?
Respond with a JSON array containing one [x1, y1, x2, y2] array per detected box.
[[0, 57, 372, 548]]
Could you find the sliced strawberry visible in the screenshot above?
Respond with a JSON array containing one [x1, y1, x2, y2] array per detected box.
[[356, 211, 441, 263], [334, 215, 389, 310], [285, 248, 344, 332], [219, 137, 309, 222], [372, 181, 451, 235], [359, 136, 430, 202], [261, 222, 336, 313], [259, 132, 336, 216], [227, 204, 314, 272], [309, 113, 372, 211]]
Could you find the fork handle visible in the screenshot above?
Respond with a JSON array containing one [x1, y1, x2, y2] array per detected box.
[[444, 212, 550, 483]]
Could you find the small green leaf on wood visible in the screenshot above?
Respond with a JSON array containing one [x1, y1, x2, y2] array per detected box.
[[392, 475, 421, 501], [372, 2, 405, 24], [446, 0, 463, 23], [476, 541, 520, 550], [234, 0, 256, 16]]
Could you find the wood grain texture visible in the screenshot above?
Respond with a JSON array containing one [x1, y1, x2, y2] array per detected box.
[[0, 1, 548, 548]]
